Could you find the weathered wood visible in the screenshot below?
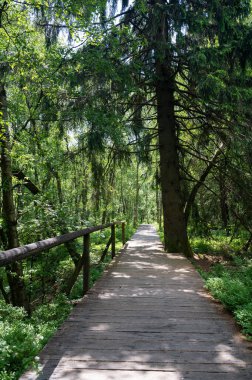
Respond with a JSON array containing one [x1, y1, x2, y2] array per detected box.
[[122, 222, 126, 245], [83, 234, 90, 295], [99, 236, 112, 263], [41, 337, 238, 350], [20, 225, 252, 380], [30, 359, 252, 371], [52, 322, 233, 334], [22, 369, 251, 380], [0, 222, 123, 266], [111, 224, 116, 259], [38, 348, 252, 362], [64, 251, 88, 296]]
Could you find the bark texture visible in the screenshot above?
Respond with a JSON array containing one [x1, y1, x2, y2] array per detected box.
[[0, 82, 29, 310], [153, 1, 192, 257]]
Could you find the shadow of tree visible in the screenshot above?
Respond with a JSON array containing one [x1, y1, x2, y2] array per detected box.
[[20, 225, 252, 380]]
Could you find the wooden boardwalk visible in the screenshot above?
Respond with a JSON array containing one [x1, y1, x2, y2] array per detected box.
[[21, 225, 252, 380]]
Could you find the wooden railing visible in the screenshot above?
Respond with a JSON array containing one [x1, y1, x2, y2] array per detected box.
[[0, 221, 126, 296]]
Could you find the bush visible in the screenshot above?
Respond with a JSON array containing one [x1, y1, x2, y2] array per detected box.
[[31, 294, 72, 346], [203, 259, 252, 339], [206, 275, 251, 310], [0, 295, 72, 380], [235, 303, 252, 336], [0, 302, 42, 378]]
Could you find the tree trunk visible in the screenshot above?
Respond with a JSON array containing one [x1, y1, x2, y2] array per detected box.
[[155, 166, 162, 229], [153, 1, 192, 257], [102, 210, 107, 224], [219, 159, 229, 231], [133, 160, 140, 227], [0, 82, 29, 310]]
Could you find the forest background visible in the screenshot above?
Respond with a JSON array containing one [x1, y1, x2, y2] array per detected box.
[[0, 1, 252, 379]]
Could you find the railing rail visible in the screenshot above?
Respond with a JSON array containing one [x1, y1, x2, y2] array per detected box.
[[0, 221, 126, 296]]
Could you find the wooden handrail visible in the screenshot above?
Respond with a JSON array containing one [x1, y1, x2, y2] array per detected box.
[[0, 221, 125, 267], [0, 221, 126, 297]]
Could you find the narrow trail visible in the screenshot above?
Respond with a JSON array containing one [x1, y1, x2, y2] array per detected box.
[[21, 224, 252, 380]]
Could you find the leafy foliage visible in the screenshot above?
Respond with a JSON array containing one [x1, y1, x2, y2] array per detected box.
[[203, 259, 252, 338], [1, 0, 252, 376], [0, 295, 71, 379]]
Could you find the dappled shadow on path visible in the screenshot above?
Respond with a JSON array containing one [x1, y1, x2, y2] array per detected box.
[[20, 225, 252, 380]]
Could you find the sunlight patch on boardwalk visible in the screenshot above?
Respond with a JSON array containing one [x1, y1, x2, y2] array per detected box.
[[20, 225, 252, 380]]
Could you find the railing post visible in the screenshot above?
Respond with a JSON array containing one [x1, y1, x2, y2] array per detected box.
[[122, 222, 126, 246], [83, 234, 90, 295], [111, 224, 116, 259]]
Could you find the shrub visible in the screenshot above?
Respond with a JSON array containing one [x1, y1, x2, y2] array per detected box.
[[235, 303, 252, 337], [0, 295, 72, 380], [0, 302, 42, 378], [202, 259, 252, 339]]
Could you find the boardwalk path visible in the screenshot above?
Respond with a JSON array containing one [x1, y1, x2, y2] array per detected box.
[[21, 225, 252, 380]]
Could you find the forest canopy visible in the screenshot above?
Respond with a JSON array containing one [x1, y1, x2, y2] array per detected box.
[[0, 0, 252, 377]]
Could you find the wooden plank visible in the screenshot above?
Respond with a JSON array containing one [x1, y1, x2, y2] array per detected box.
[[47, 337, 239, 350], [40, 345, 252, 360], [21, 369, 180, 380], [36, 360, 252, 371], [69, 312, 222, 319], [63, 319, 232, 331], [48, 370, 252, 380], [52, 329, 236, 342]]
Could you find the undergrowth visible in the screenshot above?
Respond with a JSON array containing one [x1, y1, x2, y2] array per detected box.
[[200, 257, 252, 339], [0, 294, 71, 379], [158, 226, 252, 340], [191, 232, 252, 339]]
